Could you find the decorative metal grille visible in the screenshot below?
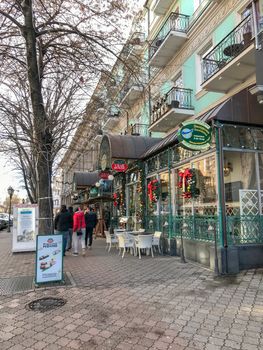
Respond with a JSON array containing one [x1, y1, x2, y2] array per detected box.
[[202, 15, 252, 82], [151, 87, 193, 125], [149, 13, 190, 59], [131, 123, 149, 136], [226, 215, 263, 245]]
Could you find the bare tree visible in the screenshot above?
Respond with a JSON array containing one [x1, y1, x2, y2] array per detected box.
[[0, 0, 139, 234]]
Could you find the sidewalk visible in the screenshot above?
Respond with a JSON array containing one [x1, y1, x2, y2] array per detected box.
[[0, 230, 263, 350]]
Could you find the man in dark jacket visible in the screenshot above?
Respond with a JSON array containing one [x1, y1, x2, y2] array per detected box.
[[84, 207, 98, 248], [54, 205, 72, 256]]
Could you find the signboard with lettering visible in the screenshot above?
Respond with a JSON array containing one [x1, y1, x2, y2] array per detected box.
[[35, 235, 63, 284], [99, 171, 110, 179], [111, 159, 128, 172], [12, 204, 39, 252], [177, 120, 212, 151]]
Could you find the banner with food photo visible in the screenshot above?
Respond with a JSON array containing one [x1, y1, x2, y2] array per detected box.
[[35, 235, 63, 284]]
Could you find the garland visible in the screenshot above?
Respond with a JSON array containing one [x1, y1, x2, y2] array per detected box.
[[147, 179, 160, 203], [178, 168, 199, 198], [113, 191, 124, 214]]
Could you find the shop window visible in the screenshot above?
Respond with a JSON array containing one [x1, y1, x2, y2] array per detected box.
[[224, 151, 257, 216], [160, 172, 169, 215], [192, 156, 217, 215], [147, 156, 158, 173], [222, 125, 263, 150], [159, 150, 169, 170], [147, 176, 159, 225]]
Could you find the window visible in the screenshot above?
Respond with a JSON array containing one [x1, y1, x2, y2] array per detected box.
[[194, 0, 205, 12], [196, 41, 213, 92]]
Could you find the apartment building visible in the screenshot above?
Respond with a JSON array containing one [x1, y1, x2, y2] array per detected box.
[[60, 0, 263, 272]]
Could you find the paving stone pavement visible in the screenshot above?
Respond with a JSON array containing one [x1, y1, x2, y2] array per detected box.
[[0, 230, 263, 349]]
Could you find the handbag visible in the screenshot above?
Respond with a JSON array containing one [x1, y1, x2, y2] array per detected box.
[[77, 230, 82, 237]]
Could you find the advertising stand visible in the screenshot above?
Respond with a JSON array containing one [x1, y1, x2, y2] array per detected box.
[[12, 204, 39, 252], [35, 234, 64, 285]]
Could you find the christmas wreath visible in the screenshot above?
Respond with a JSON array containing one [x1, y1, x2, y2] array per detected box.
[[178, 168, 200, 198], [147, 179, 160, 203]]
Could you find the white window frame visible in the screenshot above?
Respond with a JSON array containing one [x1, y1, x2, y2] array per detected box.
[[195, 40, 213, 93]]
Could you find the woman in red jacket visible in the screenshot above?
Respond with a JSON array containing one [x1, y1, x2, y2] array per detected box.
[[72, 206, 86, 256]]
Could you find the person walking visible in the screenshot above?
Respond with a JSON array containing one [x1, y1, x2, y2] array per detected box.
[[54, 205, 72, 256], [67, 206, 74, 251], [72, 205, 86, 256], [85, 207, 98, 249]]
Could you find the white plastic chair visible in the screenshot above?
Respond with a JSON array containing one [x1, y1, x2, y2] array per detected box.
[[135, 235, 154, 259], [152, 231, 162, 254], [117, 233, 135, 258], [105, 231, 118, 252]]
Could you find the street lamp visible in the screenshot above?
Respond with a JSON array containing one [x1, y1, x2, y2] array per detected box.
[[7, 186, 14, 233]]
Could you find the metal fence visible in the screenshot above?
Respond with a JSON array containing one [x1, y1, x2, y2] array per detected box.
[[149, 13, 190, 59], [226, 215, 263, 245], [202, 15, 252, 81], [151, 87, 193, 125]]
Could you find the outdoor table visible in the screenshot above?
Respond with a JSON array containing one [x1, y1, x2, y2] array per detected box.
[[223, 43, 244, 57]]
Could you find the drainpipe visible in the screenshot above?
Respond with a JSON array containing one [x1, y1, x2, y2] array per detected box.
[[214, 121, 228, 274]]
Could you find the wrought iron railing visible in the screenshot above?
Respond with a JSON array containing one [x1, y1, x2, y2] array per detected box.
[[149, 13, 190, 59], [151, 87, 193, 125], [131, 123, 149, 136], [202, 15, 253, 82], [146, 215, 219, 242], [145, 214, 263, 245], [226, 215, 263, 245], [119, 83, 143, 103]]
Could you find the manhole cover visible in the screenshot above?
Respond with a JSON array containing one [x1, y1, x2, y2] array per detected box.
[[27, 297, 67, 312]]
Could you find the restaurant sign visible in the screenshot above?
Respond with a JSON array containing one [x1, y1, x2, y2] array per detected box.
[[111, 159, 128, 172], [177, 120, 212, 151], [99, 171, 110, 179]]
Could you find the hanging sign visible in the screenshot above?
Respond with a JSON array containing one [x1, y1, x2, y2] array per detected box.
[[111, 159, 128, 172], [177, 120, 212, 151], [12, 204, 39, 252], [99, 171, 110, 179], [35, 234, 63, 284]]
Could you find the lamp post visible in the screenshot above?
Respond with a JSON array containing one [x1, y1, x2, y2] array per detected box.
[[7, 186, 14, 233]]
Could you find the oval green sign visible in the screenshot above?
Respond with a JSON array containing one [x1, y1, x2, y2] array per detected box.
[[177, 120, 212, 151]]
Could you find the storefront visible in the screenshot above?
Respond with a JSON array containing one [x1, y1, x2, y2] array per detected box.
[[98, 134, 161, 230], [141, 87, 263, 273]]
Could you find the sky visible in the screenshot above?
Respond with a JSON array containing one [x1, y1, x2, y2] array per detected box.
[[0, 157, 27, 203]]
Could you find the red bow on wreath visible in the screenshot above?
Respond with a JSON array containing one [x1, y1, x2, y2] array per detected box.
[[113, 193, 118, 207], [178, 169, 194, 198], [147, 179, 159, 202]]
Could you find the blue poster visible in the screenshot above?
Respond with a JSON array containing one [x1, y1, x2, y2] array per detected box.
[[35, 235, 63, 283]]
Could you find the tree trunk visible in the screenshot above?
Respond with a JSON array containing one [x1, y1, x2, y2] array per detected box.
[[22, 0, 53, 234]]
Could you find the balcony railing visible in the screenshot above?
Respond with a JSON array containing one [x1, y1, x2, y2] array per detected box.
[[149, 13, 190, 60], [119, 83, 143, 103], [151, 87, 193, 125], [131, 123, 149, 136], [202, 15, 253, 82]]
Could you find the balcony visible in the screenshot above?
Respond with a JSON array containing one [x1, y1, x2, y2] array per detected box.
[[149, 87, 194, 133], [127, 32, 145, 59], [130, 123, 150, 137], [149, 13, 189, 67], [119, 84, 144, 107], [202, 15, 255, 92], [153, 0, 174, 16], [102, 112, 120, 132]]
